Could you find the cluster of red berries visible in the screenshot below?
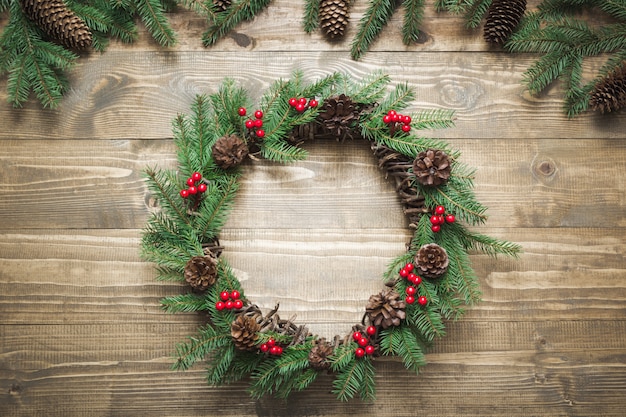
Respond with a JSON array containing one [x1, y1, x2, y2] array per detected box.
[[353, 326, 377, 358], [180, 171, 207, 198], [382, 110, 412, 133], [215, 290, 244, 311], [399, 262, 428, 306], [259, 338, 283, 356], [429, 205, 455, 233], [239, 107, 266, 138], [288, 97, 318, 113]]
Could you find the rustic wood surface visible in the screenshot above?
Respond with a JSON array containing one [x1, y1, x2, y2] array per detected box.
[[1, 1, 625, 416]]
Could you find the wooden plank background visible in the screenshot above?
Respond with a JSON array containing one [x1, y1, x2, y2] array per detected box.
[[1, 1, 625, 416]]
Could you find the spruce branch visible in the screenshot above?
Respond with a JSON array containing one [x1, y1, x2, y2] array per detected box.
[[201, 0, 273, 46], [351, 0, 397, 60], [379, 325, 427, 372], [402, 0, 426, 45], [161, 293, 207, 313], [303, 0, 320, 33], [172, 325, 232, 371]]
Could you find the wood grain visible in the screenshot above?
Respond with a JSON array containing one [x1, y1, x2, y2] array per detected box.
[[1, 1, 626, 416]]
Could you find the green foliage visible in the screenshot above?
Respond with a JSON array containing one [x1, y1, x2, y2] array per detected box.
[[201, 0, 273, 46], [302, 0, 320, 33], [351, 0, 397, 60], [403, 0, 427, 44], [0, 0, 178, 107], [436, 0, 493, 28], [142, 71, 520, 402]]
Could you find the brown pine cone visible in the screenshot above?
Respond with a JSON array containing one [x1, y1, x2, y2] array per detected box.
[[590, 62, 626, 114], [366, 288, 406, 329], [317, 94, 361, 140], [319, 0, 350, 40], [231, 314, 261, 351], [412, 149, 451, 187], [415, 243, 449, 279], [483, 0, 527, 44], [308, 338, 334, 370], [21, 0, 92, 50], [212, 134, 249, 169], [183, 255, 218, 291]]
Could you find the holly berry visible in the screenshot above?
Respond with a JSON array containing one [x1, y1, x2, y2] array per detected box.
[[445, 214, 456, 223], [254, 110, 263, 119], [355, 348, 365, 358], [233, 299, 243, 309], [401, 124, 411, 132], [238, 107, 247, 116], [405, 263, 414, 272], [295, 103, 305, 113], [412, 275, 422, 286], [406, 286, 417, 296], [245, 119, 254, 129], [288, 98, 298, 107], [299, 97, 307, 105], [309, 99, 318, 107], [365, 345, 375, 355], [399, 268, 409, 278], [256, 129, 265, 138], [435, 205, 446, 215], [431, 225, 441, 233], [418, 296, 428, 306], [358, 337, 369, 347], [352, 331, 362, 341], [273, 346, 283, 355], [260, 343, 269, 352], [388, 110, 397, 116], [186, 177, 195, 186], [220, 291, 230, 301], [270, 346, 279, 355], [230, 290, 240, 300], [254, 119, 263, 128], [383, 115, 391, 124], [225, 300, 234, 309], [187, 186, 197, 195], [180, 189, 189, 198], [197, 183, 207, 193], [215, 301, 225, 311], [403, 115, 412, 124], [405, 295, 415, 304], [267, 338, 276, 347], [430, 215, 442, 225], [366, 326, 376, 336]]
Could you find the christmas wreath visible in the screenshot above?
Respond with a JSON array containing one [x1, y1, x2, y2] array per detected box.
[[141, 71, 521, 401]]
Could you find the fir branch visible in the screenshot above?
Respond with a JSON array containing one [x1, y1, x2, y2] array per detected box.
[[178, 0, 219, 20], [351, 0, 397, 60], [450, 222, 522, 258], [206, 344, 236, 385], [161, 293, 206, 313], [349, 71, 391, 104], [173, 325, 232, 371], [464, 0, 492, 29], [407, 304, 446, 342], [332, 356, 376, 401], [379, 325, 427, 372], [195, 174, 240, 240], [303, 0, 320, 33], [402, 0, 426, 45], [202, 0, 273, 47], [412, 108, 456, 131], [438, 228, 482, 304], [144, 167, 192, 226], [134, 0, 177, 46]]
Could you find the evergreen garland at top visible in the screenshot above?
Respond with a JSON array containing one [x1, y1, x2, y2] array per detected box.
[[0, 0, 179, 108], [141, 71, 521, 401]]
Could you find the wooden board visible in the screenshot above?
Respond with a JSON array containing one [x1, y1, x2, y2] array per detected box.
[[1, 1, 625, 416]]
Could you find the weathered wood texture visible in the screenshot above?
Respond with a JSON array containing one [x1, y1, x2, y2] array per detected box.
[[1, 1, 625, 416]]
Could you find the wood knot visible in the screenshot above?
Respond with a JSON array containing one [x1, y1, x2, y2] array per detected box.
[[9, 383, 22, 395], [229, 32, 252, 48], [531, 156, 558, 182]]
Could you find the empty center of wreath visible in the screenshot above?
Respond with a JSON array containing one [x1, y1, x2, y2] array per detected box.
[[220, 140, 412, 339]]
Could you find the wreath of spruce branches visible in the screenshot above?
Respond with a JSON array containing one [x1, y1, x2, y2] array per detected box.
[[141, 71, 521, 401]]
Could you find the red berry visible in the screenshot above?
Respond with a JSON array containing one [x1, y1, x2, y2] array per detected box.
[[406, 286, 417, 296], [365, 345, 375, 355], [388, 110, 397, 116], [404, 115, 412, 124], [358, 337, 369, 347], [275, 346, 283, 355], [391, 114, 399, 122], [413, 275, 422, 285], [260, 343, 269, 352], [187, 186, 197, 195], [197, 183, 207, 193], [418, 296, 428, 306], [186, 177, 195, 186], [431, 225, 441, 233], [220, 291, 230, 301], [309, 99, 318, 107], [255, 129, 265, 138], [366, 326, 376, 336], [405, 295, 415, 304], [238, 107, 247, 116], [295, 103, 305, 113], [399, 268, 409, 278], [435, 205, 445, 215], [401, 124, 411, 132], [180, 189, 189, 198], [352, 331, 362, 341], [215, 301, 225, 311], [382, 115, 391, 124], [355, 348, 366, 358], [225, 300, 234, 309], [233, 300, 243, 309], [288, 98, 298, 107], [430, 215, 440, 225], [445, 214, 456, 223], [267, 338, 276, 347], [299, 97, 307, 105], [270, 346, 279, 355], [254, 119, 263, 128], [245, 120, 254, 129], [230, 290, 240, 299], [405, 263, 414, 272], [192, 172, 202, 182], [254, 110, 263, 119]]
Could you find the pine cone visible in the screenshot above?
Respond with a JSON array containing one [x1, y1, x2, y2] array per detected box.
[[308, 338, 334, 370], [412, 149, 451, 187], [483, 0, 527, 44], [590, 62, 626, 114], [317, 94, 361, 140], [213, 0, 231, 12], [415, 243, 449, 280], [231, 314, 261, 351], [212, 134, 249, 169], [21, 0, 92, 50], [183, 255, 218, 291], [319, 0, 350, 40], [366, 288, 406, 329]]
